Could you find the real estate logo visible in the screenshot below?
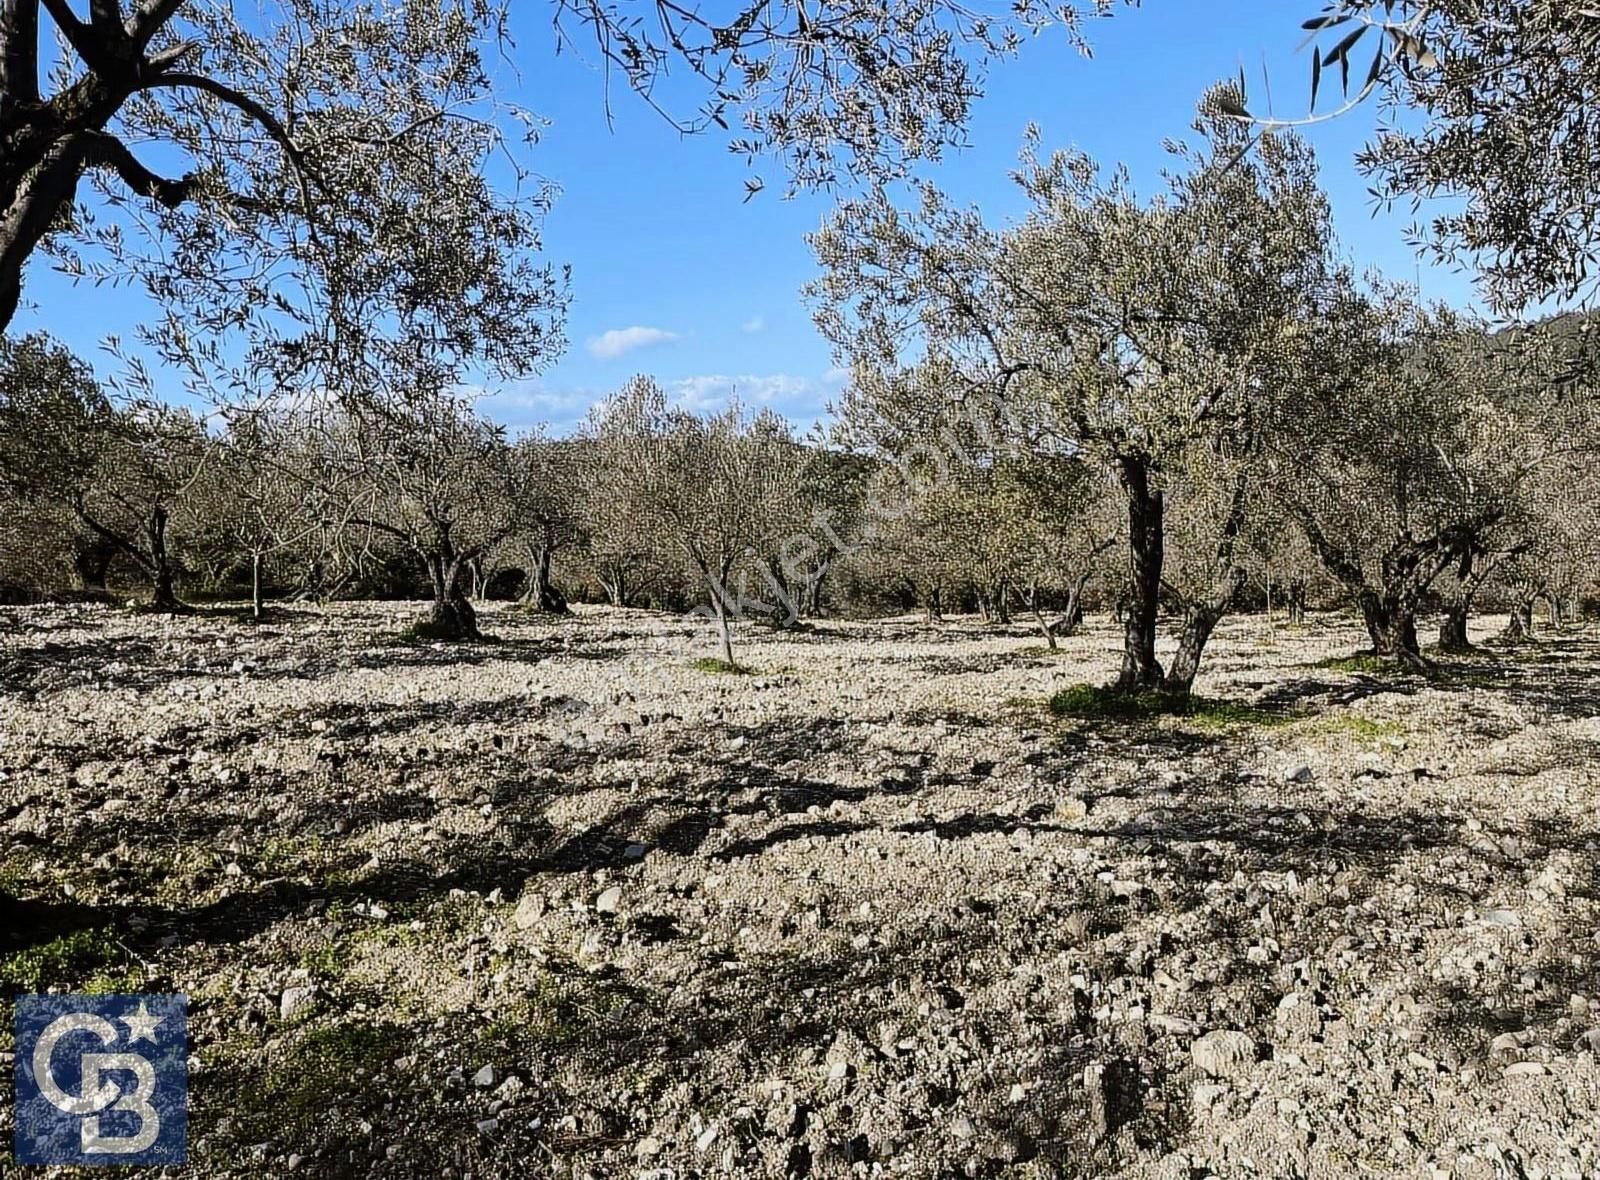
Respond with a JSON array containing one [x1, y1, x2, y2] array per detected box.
[[13, 993, 187, 1166]]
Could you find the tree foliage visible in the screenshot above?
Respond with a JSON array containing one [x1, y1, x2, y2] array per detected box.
[[1289, 2, 1600, 311]]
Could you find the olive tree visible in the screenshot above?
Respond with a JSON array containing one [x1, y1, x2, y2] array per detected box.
[[1266, 287, 1541, 664], [199, 406, 347, 618], [586, 376, 807, 666], [508, 431, 584, 613], [0, 333, 209, 609], [336, 384, 520, 640], [813, 91, 1337, 694], [575, 388, 667, 608]]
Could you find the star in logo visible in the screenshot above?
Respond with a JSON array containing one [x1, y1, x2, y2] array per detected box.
[[121, 1000, 163, 1045]]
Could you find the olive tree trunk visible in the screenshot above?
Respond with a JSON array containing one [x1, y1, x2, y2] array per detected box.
[[1285, 578, 1307, 624], [1114, 457, 1164, 694], [147, 503, 182, 612], [251, 550, 265, 620], [1500, 594, 1536, 643], [802, 557, 831, 618], [1163, 566, 1246, 696], [1437, 605, 1470, 653], [425, 551, 479, 639], [521, 544, 570, 613]]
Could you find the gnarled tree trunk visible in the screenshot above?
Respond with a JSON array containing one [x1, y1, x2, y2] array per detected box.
[[1285, 577, 1307, 625], [1357, 590, 1422, 665], [520, 543, 569, 613], [1437, 604, 1470, 653], [1114, 456, 1164, 694], [1164, 565, 1246, 696], [801, 557, 830, 618], [424, 548, 479, 639], [1024, 583, 1056, 650], [1500, 594, 1536, 644], [1161, 468, 1249, 697], [598, 565, 628, 608]]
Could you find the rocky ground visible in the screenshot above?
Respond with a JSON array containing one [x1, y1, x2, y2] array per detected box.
[[1, 601, 1597, 1179]]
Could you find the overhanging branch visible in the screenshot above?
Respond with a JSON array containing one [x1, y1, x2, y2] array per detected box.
[[84, 129, 193, 206]]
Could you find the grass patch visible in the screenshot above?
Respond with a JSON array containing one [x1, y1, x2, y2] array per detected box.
[[297, 939, 353, 980], [1297, 713, 1407, 741], [397, 620, 460, 643], [0, 927, 141, 993], [1046, 683, 1295, 729], [485, 970, 629, 1052], [691, 656, 750, 675], [226, 1020, 411, 1146], [1013, 644, 1071, 660], [1312, 652, 1412, 675], [0, 854, 28, 895]]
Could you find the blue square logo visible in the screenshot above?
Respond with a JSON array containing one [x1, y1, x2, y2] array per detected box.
[[14, 994, 188, 1166]]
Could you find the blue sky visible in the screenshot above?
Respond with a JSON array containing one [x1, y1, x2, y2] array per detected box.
[[12, 2, 1478, 433]]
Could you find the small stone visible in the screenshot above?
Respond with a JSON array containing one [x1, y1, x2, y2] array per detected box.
[[1282, 766, 1313, 784], [1477, 908, 1522, 928], [695, 1124, 720, 1153], [1489, 1030, 1533, 1058], [513, 892, 547, 930], [1149, 1013, 1200, 1037], [636, 1136, 663, 1158], [286, 1154, 303, 1171], [1055, 797, 1089, 822], [623, 843, 648, 860], [1503, 1062, 1549, 1077], [475, 1118, 500, 1137], [279, 986, 317, 1022], [990, 1130, 1032, 1164], [472, 1065, 497, 1088], [1191, 1030, 1258, 1079], [595, 886, 623, 915], [950, 1115, 977, 1141]]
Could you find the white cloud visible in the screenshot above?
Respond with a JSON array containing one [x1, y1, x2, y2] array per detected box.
[[741, 316, 765, 334], [664, 372, 847, 428], [481, 381, 603, 431], [586, 325, 678, 360]]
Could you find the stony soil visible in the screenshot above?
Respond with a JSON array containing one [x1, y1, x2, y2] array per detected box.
[[1, 602, 1597, 1179]]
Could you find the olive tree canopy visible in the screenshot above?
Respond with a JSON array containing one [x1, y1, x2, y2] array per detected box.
[[0, 0, 1127, 348], [1282, 2, 1600, 312]]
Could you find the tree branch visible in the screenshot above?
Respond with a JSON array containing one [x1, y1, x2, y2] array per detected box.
[[125, 0, 182, 50], [137, 71, 310, 174], [88, 0, 122, 35], [37, 0, 102, 71], [84, 129, 193, 206]]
